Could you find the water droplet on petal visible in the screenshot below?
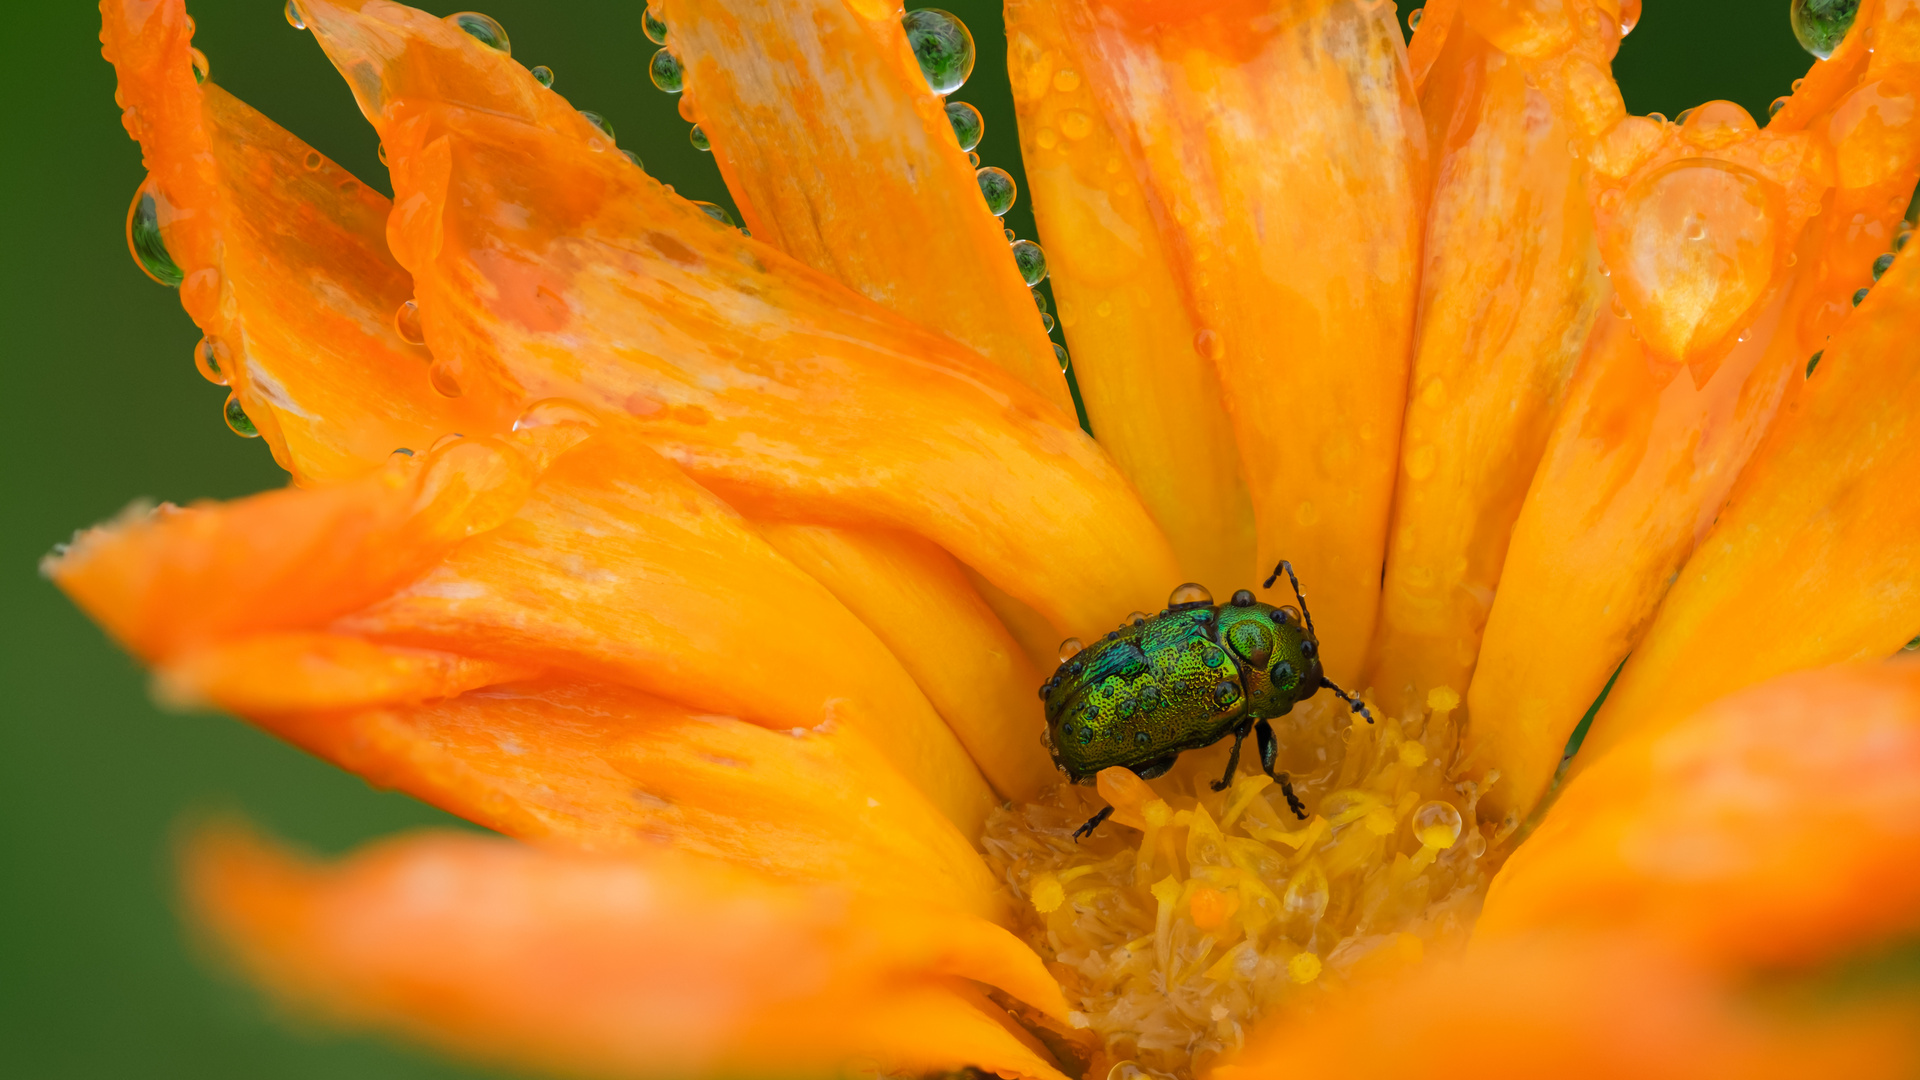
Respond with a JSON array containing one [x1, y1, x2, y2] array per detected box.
[[1011, 239, 1048, 285], [903, 8, 975, 95], [1898, 229, 1914, 252], [976, 166, 1016, 215], [1407, 6, 1424, 30], [1283, 861, 1329, 919], [1806, 350, 1824, 377], [429, 360, 465, 397], [305, 150, 323, 170], [1854, 286, 1871, 306], [126, 184, 183, 288], [1031, 288, 1048, 314], [1058, 637, 1084, 662], [1054, 343, 1069, 371], [650, 48, 685, 93], [945, 100, 984, 151], [530, 64, 554, 88], [1874, 253, 1895, 280], [1413, 800, 1463, 849], [1619, 0, 1640, 36], [1169, 582, 1213, 607], [689, 124, 710, 151], [1003, 227, 1015, 242], [1041, 312, 1055, 332], [448, 12, 510, 54], [621, 149, 645, 170], [189, 48, 210, 84], [580, 111, 615, 140], [285, 1, 306, 30], [378, 143, 389, 165], [224, 393, 259, 437], [195, 336, 229, 385], [430, 432, 466, 454], [394, 299, 426, 345], [643, 6, 669, 45], [693, 200, 739, 228], [1770, 96, 1790, 117], [513, 398, 600, 432], [1792, 0, 1858, 60], [1193, 328, 1224, 360]]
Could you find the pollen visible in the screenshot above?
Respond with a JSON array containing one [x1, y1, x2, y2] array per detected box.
[[983, 689, 1502, 1079]]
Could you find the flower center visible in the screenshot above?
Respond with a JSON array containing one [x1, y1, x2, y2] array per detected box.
[[983, 687, 1501, 1079]]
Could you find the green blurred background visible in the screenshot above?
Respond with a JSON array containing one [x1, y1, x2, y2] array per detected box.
[[0, 1, 1811, 1076]]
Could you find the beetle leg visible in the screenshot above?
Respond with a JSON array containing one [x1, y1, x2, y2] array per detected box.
[[1256, 719, 1308, 819], [1211, 721, 1254, 792], [1073, 805, 1114, 843], [1261, 558, 1317, 639], [1320, 676, 1375, 724]]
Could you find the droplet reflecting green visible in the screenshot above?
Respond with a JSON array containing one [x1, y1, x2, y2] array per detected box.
[[189, 48, 210, 85], [1791, 0, 1859, 60], [127, 186, 183, 288], [1011, 239, 1048, 286], [621, 149, 645, 170], [1041, 312, 1055, 332], [968, 151, 981, 167], [448, 12, 511, 55], [285, 1, 306, 30], [650, 48, 685, 93], [1874, 253, 1895, 280], [1054, 343, 1070, 372], [643, 6, 669, 45], [1806, 350, 1824, 377], [1408, 7, 1424, 30], [690, 124, 711, 151], [531, 64, 555, 88], [945, 101, 984, 151], [1897, 229, 1914, 252], [694, 201, 739, 228], [1853, 286, 1870, 306], [195, 337, 229, 386], [224, 393, 259, 437], [903, 9, 975, 96], [580, 111, 615, 140], [1769, 96, 1789, 117], [976, 166, 1016, 216], [1031, 288, 1049, 314]]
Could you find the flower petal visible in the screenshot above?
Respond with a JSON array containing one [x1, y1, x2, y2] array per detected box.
[[671, 0, 1074, 415], [1214, 935, 1918, 1080], [1365, 11, 1607, 717], [1479, 664, 1920, 972], [758, 523, 1057, 802], [155, 633, 536, 714], [1004, 0, 1257, 591], [245, 678, 1007, 919], [1466, 7, 1920, 819], [302, 0, 1181, 640], [1039, 0, 1429, 678], [1581, 231, 1920, 756], [185, 826, 1071, 1080], [100, 0, 486, 483]]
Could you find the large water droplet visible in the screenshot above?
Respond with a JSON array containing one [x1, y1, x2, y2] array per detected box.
[[1058, 637, 1084, 662], [693, 201, 739, 228], [1792, 0, 1859, 60], [394, 299, 426, 345], [977, 167, 1016, 216], [945, 101, 984, 151], [643, 6, 669, 45], [1125, 611, 1148, 626], [530, 64, 555, 88], [580, 111, 615, 140], [189, 48, 210, 85], [195, 337, 229, 385], [650, 48, 685, 93], [1413, 800, 1463, 849], [429, 360, 464, 397], [447, 12, 510, 54], [903, 9, 975, 95], [1169, 582, 1213, 607], [126, 185, 183, 288], [224, 393, 259, 437], [285, 1, 306, 30], [1011, 239, 1048, 286], [689, 124, 710, 151]]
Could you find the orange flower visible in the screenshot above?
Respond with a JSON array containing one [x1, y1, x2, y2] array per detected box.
[[54, 0, 1920, 1076]]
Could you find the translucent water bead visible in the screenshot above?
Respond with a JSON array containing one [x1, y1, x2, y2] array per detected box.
[[1011, 239, 1047, 286], [693, 201, 739, 228], [285, 1, 305, 30], [945, 101, 983, 152], [1792, 0, 1859, 60], [580, 111, 615, 140], [650, 49, 685, 93], [126, 185, 182, 288], [903, 9, 974, 95], [976, 166, 1016, 216], [1169, 582, 1212, 606], [223, 393, 259, 437], [448, 12, 510, 54], [189, 48, 209, 84], [1053, 343, 1070, 372], [530, 65, 555, 88], [1057, 637, 1084, 662], [643, 6, 668, 45], [690, 125, 710, 151]]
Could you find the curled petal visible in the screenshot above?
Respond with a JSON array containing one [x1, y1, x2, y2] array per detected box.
[[252, 679, 1006, 919], [672, 0, 1073, 414], [1481, 665, 1920, 972], [100, 0, 487, 482], [185, 827, 1071, 1080], [301, 0, 1180, 640], [156, 633, 536, 714], [1043, 0, 1428, 679]]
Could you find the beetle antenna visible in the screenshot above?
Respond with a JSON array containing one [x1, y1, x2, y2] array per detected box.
[[1321, 677, 1374, 724], [1261, 559, 1317, 639]]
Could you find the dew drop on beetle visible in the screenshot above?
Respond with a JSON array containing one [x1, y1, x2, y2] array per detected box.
[[448, 12, 511, 55], [1169, 582, 1213, 607], [946, 101, 984, 152], [903, 8, 975, 96], [1125, 611, 1148, 626], [1791, 0, 1859, 61], [1058, 637, 1085, 662]]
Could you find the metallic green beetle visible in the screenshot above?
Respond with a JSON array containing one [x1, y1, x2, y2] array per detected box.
[[1039, 561, 1372, 840]]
